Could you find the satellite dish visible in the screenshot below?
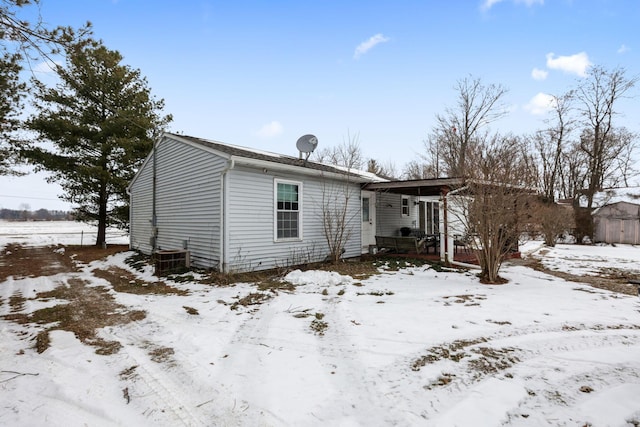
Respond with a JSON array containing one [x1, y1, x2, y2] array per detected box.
[[296, 134, 318, 160]]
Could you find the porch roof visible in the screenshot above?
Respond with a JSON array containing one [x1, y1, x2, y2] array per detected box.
[[362, 177, 465, 197]]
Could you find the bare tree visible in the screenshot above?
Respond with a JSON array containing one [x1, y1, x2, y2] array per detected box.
[[433, 75, 509, 177], [366, 158, 397, 180], [312, 131, 364, 171], [575, 66, 638, 208], [612, 128, 639, 187], [537, 203, 575, 247], [557, 142, 589, 201], [314, 135, 363, 263], [531, 93, 574, 202], [402, 159, 433, 180], [404, 134, 444, 179], [450, 134, 536, 283], [18, 202, 30, 221]]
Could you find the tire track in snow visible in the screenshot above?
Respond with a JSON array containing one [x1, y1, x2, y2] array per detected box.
[[409, 325, 640, 423], [309, 294, 414, 425], [209, 300, 294, 425], [100, 322, 208, 426], [102, 316, 249, 427]]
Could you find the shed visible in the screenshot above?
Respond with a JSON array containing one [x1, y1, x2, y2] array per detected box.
[[593, 201, 640, 244], [591, 187, 640, 244], [127, 133, 383, 273]]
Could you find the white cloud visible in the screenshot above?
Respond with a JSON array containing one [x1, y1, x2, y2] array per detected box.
[[617, 44, 630, 54], [524, 92, 556, 115], [33, 60, 62, 73], [256, 121, 283, 138], [481, 0, 543, 11], [531, 68, 548, 81], [354, 34, 389, 59], [546, 52, 591, 77]]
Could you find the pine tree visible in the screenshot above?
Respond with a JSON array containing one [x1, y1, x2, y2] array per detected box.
[[25, 37, 171, 246], [0, 50, 26, 175]]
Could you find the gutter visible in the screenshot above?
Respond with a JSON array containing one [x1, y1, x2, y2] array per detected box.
[[151, 137, 158, 253], [232, 156, 373, 183]]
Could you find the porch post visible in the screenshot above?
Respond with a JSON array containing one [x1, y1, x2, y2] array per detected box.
[[441, 188, 449, 264]]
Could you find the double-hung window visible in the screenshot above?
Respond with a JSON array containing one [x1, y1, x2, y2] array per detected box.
[[275, 180, 302, 240], [401, 196, 410, 217]]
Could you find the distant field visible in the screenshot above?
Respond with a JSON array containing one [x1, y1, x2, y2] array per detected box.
[[0, 220, 129, 247]]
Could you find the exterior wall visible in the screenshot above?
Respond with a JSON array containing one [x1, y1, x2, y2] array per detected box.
[[593, 202, 640, 244], [444, 195, 468, 238], [225, 165, 362, 272], [375, 192, 419, 236], [129, 156, 154, 255], [129, 137, 227, 268]]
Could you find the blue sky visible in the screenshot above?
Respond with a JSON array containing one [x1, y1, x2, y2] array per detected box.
[[1, 0, 639, 210]]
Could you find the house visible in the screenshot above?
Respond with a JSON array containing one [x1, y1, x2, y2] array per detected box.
[[591, 187, 640, 244], [128, 133, 388, 273], [128, 133, 474, 273]]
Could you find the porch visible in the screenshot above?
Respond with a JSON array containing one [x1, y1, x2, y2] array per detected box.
[[362, 177, 468, 266]]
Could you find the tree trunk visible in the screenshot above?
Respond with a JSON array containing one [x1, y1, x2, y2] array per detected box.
[[95, 182, 108, 247]]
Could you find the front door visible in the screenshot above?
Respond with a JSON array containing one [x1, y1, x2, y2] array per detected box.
[[361, 191, 376, 253]]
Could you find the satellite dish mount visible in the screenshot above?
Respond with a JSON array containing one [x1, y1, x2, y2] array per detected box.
[[296, 134, 318, 160]]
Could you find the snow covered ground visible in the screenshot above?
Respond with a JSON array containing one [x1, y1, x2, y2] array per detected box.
[[1, 221, 640, 426], [0, 220, 129, 246]]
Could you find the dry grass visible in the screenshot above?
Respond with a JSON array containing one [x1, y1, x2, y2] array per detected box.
[[511, 257, 638, 296], [0, 244, 173, 354], [93, 266, 188, 295], [411, 338, 489, 371], [66, 244, 130, 265], [0, 244, 77, 280], [3, 277, 146, 354], [230, 292, 272, 310]]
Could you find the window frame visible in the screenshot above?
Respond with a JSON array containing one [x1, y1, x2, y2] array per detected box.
[[362, 197, 370, 222], [426, 201, 440, 234], [401, 196, 410, 217], [274, 179, 303, 242]]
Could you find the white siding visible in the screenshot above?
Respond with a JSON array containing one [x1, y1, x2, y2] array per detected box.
[[129, 156, 154, 254], [130, 137, 227, 268], [226, 166, 362, 272], [375, 192, 419, 236]]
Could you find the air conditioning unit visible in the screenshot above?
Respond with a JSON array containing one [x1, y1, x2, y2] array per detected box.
[[154, 249, 190, 275]]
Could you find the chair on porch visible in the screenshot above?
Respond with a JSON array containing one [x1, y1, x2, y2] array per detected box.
[[454, 234, 471, 254], [411, 229, 439, 255]]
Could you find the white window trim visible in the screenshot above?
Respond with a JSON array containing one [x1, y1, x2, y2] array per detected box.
[[274, 178, 303, 242], [401, 196, 410, 217]]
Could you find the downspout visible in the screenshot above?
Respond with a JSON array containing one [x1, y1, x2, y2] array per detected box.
[[442, 185, 479, 269], [220, 158, 235, 273], [126, 186, 133, 250], [151, 137, 158, 254]]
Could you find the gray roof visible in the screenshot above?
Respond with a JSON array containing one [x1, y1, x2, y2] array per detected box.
[[587, 187, 640, 208], [170, 133, 384, 182], [363, 177, 466, 196]]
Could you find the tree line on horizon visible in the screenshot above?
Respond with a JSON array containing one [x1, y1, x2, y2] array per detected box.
[[0, 207, 72, 221]]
